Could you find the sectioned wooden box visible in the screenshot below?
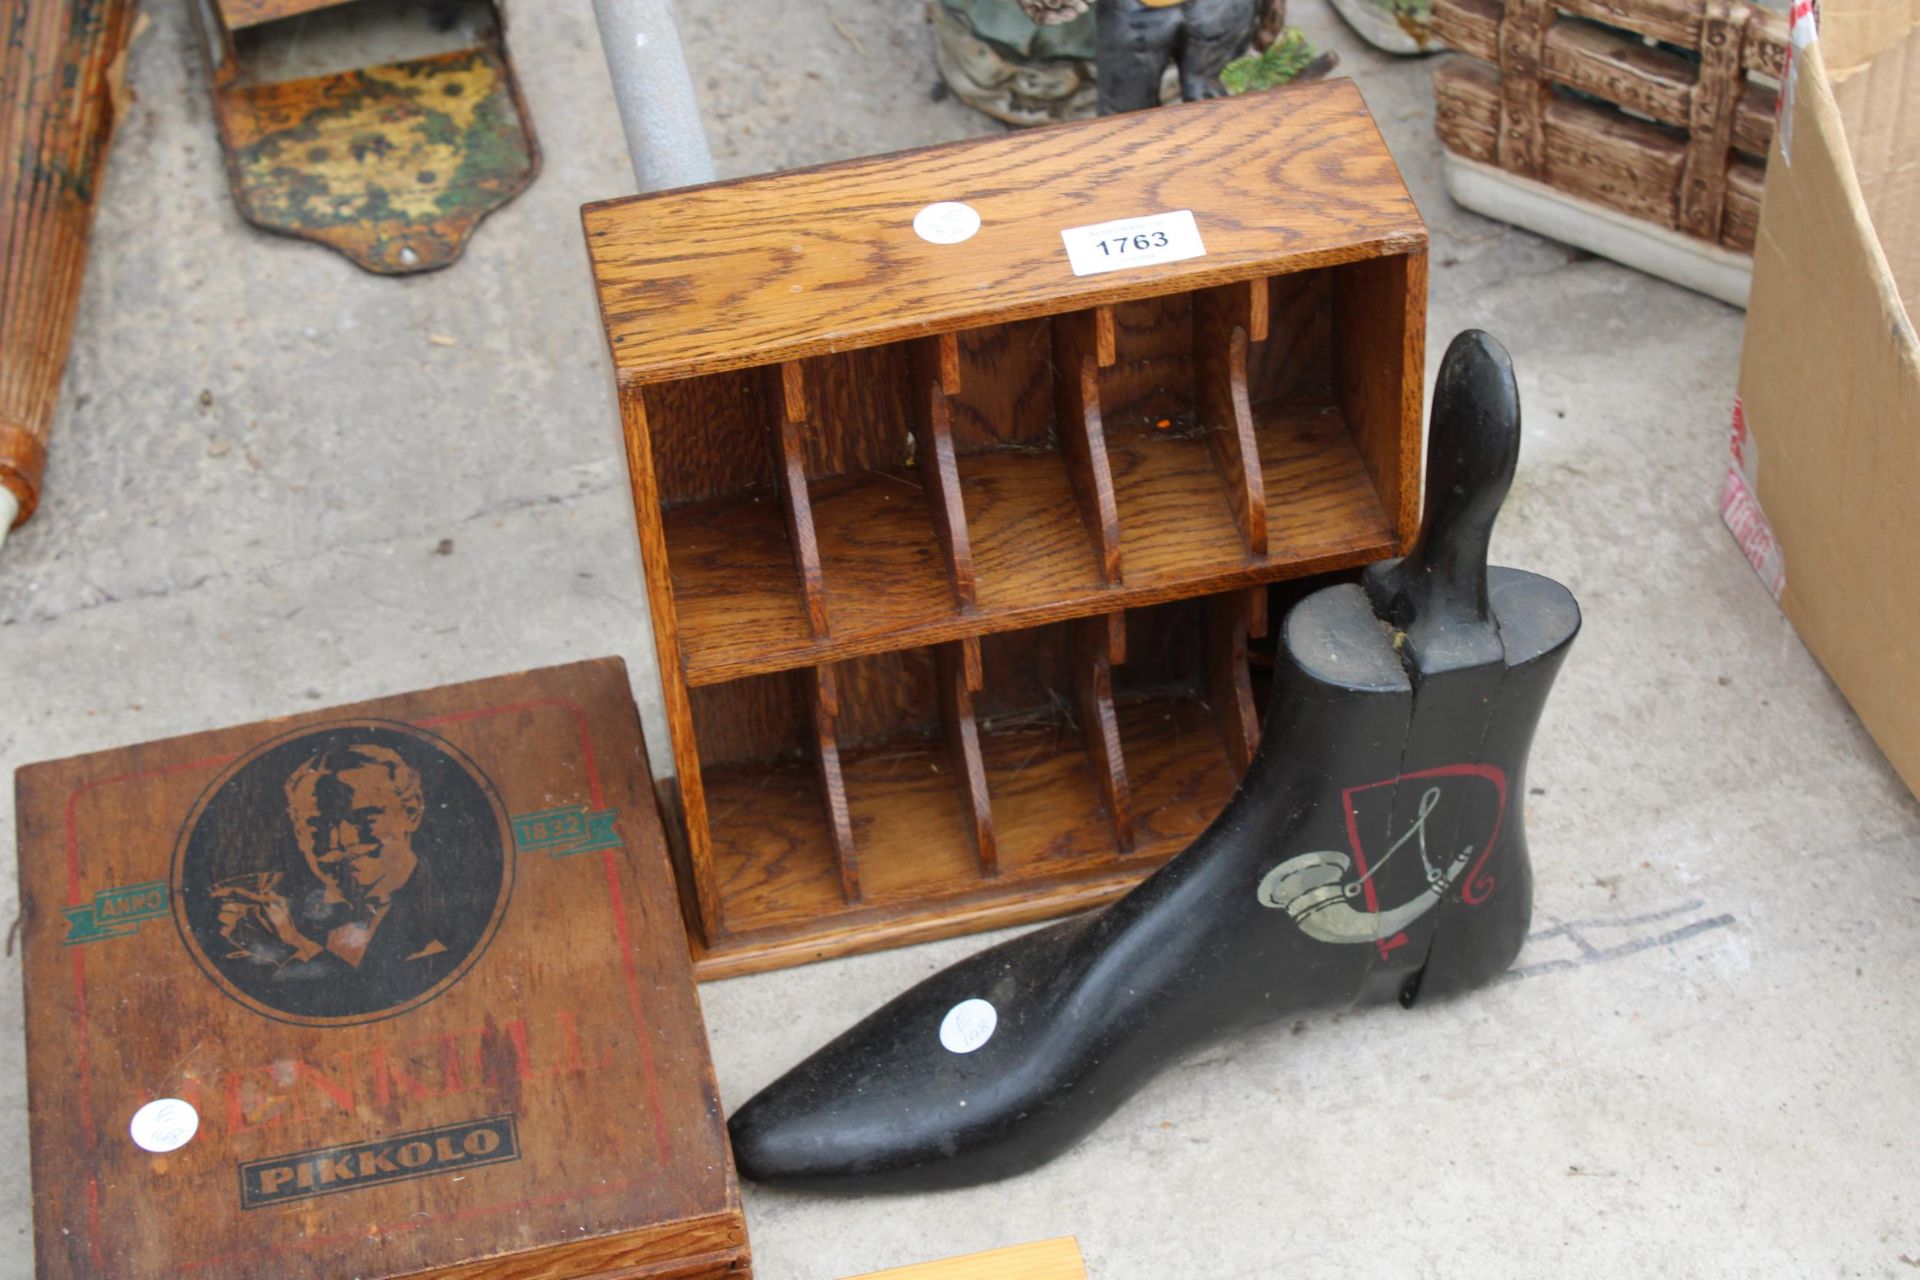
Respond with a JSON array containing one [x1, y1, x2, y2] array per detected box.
[[15, 659, 749, 1279], [584, 80, 1427, 979]]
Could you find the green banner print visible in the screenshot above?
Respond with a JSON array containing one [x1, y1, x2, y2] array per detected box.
[[512, 805, 623, 858], [64, 881, 169, 945]]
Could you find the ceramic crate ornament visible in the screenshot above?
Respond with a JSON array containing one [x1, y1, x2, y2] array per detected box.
[[1431, 0, 1787, 305]]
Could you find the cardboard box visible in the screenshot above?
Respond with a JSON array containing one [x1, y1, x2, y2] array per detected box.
[[1725, 0, 1920, 797], [14, 660, 749, 1279]]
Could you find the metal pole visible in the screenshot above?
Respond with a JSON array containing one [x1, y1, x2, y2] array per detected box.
[[590, 0, 716, 193]]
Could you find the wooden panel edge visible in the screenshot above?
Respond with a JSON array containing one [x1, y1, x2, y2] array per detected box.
[[1071, 614, 1134, 852], [406, 1209, 749, 1280], [910, 340, 979, 609], [937, 639, 999, 877], [774, 362, 832, 639], [691, 874, 1153, 981], [1193, 281, 1269, 557], [619, 381, 724, 942], [681, 536, 1400, 687], [1205, 590, 1262, 774], [807, 666, 862, 902]]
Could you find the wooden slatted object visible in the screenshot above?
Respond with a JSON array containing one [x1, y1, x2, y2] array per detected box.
[[1432, 0, 1787, 255], [0, 0, 138, 537], [584, 81, 1427, 979]]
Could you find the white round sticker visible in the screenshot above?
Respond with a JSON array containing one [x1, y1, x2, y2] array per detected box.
[[939, 998, 998, 1054], [130, 1098, 199, 1154], [913, 201, 981, 245]]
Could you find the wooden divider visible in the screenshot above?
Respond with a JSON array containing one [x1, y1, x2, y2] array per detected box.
[[910, 333, 977, 609], [1071, 613, 1133, 851], [1738, 6, 1785, 75], [1192, 280, 1270, 557], [1206, 588, 1268, 773], [617, 378, 726, 940], [773, 361, 832, 639], [1052, 308, 1125, 585], [1334, 253, 1425, 550], [806, 665, 861, 902], [937, 636, 998, 876]]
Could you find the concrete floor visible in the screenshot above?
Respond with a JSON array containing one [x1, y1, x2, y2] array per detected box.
[[3, 1, 1917, 1277]]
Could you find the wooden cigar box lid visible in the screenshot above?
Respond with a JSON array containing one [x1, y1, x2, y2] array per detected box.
[[14, 659, 748, 1280]]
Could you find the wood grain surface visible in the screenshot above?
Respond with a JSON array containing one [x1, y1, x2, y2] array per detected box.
[[938, 638, 999, 876], [649, 262, 1403, 690], [1333, 249, 1424, 545], [910, 335, 979, 609], [216, 0, 349, 31], [662, 398, 1392, 688], [0, 0, 137, 529], [688, 594, 1254, 968], [1052, 308, 1125, 584], [591, 86, 1426, 975], [1193, 280, 1269, 557], [696, 682, 1239, 953], [1071, 613, 1133, 851], [808, 665, 861, 902], [14, 661, 747, 1278], [776, 362, 832, 638], [585, 80, 1423, 385]]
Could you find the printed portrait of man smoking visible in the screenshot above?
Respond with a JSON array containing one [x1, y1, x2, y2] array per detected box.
[[175, 723, 510, 1023]]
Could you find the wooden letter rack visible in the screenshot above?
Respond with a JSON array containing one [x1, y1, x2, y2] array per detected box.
[[585, 80, 1428, 979]]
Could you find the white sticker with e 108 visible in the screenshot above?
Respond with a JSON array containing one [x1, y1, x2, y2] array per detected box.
[[1060, 210, 1205, 276], [130, 1098, 199, 1154], [939, 998, 998, 1054]]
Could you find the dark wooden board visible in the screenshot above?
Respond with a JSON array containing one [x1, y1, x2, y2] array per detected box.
[[15, 661, 748, 1279]]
